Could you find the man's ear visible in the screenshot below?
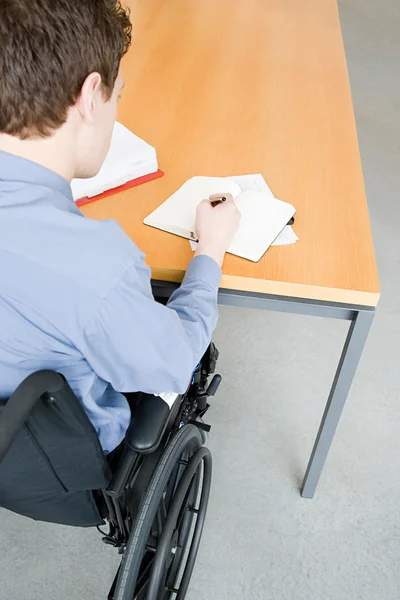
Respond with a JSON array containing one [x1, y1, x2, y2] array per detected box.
[[75, 72, 103, 124]]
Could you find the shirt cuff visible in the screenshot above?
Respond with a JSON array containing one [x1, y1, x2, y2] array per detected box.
[[184, 255, 222, 291]]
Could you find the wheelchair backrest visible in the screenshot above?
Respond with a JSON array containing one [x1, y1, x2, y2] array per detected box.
[[0, 371, 111, 527]]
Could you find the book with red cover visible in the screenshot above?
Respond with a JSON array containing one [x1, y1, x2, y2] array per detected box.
[[75, 169, 164, 207], [71, 122, 162, 207]]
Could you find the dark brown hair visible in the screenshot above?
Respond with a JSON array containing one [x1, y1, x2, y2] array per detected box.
[[0, 0, 132, 139]]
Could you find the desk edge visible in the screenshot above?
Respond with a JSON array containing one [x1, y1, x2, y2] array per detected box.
[[150, 266, 380, 308]]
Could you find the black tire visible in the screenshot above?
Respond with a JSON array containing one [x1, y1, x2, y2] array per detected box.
[[113, 425, 211, 600]]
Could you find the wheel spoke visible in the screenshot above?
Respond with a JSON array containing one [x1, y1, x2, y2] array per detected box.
[[135, 553, 153, 598]]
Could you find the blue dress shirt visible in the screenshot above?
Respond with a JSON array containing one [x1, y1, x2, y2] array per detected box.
[[0, 151, 221, 453]]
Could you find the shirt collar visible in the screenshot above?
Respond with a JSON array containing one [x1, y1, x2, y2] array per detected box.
[[0, 150, 74, 204]]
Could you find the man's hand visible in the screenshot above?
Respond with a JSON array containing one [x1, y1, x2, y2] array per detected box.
[[194, 193, 241, 267]]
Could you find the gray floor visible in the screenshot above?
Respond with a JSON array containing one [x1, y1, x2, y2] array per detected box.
[[1, 1, 399, 599]]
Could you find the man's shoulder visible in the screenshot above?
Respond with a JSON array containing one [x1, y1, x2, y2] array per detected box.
[[1, 190, 144, 299]]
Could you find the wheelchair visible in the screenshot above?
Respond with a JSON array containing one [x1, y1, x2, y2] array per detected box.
[[0, 344, 222, 600]]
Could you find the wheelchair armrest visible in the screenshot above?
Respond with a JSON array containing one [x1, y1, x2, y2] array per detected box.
[[126, 394, 172, 454]]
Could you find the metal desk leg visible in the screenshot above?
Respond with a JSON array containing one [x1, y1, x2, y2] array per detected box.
[[301, 308, 375, 498]]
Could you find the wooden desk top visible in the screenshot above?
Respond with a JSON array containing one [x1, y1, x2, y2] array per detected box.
[[82, 0, 380, 307]]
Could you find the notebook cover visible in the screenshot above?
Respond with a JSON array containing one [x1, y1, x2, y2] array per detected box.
[[75, 169, 164, 207]]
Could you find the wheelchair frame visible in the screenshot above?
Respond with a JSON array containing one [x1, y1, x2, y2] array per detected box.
[[104, 345, 220, 599]]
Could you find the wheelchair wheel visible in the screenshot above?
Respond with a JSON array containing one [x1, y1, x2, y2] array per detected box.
[[113, 425, 212, 600]]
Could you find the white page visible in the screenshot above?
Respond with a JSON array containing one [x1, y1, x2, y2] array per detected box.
[[145, 176, 296, 262], [228, 191, 295, 261], [144, 176, 242, 236], [228, 174, 297, 246], [228, 173, 274, 196], [71, 122, 157, 200]]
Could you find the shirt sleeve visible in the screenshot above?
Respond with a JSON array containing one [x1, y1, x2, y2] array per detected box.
[[79, 254, 221, 394]]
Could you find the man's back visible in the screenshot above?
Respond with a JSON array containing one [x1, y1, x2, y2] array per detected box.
[[0, 152, 137, 451]]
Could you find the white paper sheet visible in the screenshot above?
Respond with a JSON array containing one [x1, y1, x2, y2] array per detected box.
[[189, 174, 298, 250], [155, 392, 180, 408], [228, 173, 274, 196], [229, 174, 297, 245], [273, 225, 299, 245]]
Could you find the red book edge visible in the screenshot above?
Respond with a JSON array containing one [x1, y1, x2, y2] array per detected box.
[[75, 169, 164, 208]]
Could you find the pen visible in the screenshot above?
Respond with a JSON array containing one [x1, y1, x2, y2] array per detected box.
[[210, 195, 227, 208], [189, 195, 228, 241]]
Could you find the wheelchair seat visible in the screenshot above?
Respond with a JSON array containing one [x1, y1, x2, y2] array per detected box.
[[0, 343, 221, 600]]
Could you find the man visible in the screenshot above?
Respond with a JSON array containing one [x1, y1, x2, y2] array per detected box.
[[0, 0, 240, 453]]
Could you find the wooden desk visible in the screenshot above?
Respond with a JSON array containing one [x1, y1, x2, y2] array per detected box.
[[83, 0, 379, 497]]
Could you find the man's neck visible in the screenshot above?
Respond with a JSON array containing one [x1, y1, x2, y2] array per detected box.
[[0, 131, 75, 182]]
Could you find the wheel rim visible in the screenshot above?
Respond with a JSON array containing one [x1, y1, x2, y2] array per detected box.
[[164, 467, 202, 590], [111, 426, 208, 600], [133, 451, 200, 599], [143, 447, 212, 600]]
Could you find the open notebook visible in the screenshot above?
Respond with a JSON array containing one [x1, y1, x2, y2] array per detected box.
[[71, 122, 162, 206], [144, 176, 296, 262]]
